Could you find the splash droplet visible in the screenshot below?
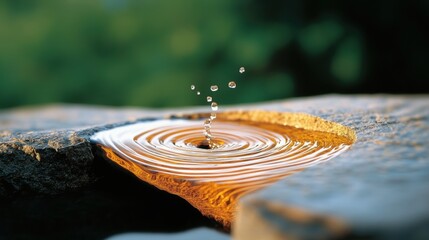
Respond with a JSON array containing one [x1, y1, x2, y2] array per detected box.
[[191, 85, 195, 90], [239, 67, 245, 74], [204, 129, 212, 140], [211, 102, 218, 111], [203, 119, 213, 140], [207, 96, 212, 102], [228, 81, 236, 89], [197, 91, 201, 95], [210, 85, 219, 92], [204, 119, 211, 127], [210, 113, 217, 120]]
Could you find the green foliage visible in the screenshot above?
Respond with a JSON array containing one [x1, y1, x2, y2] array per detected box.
[[331, 36, 363, 85], [6, 0, 419, 109], [299, 20, 343, 56], [0, 0, 273, 108]]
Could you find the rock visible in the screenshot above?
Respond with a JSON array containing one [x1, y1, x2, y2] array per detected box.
[[232, 95, 429, 239], [0, 104, 159, 196], [106, 227, 229, 240], [0, 104, 219, 238], [1, 95, 428, 239], [0, 130, 93, 196], [0, 163, 218, 239]]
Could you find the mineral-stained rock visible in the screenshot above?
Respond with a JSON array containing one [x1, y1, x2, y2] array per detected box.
[[1, 95, 429, 239]]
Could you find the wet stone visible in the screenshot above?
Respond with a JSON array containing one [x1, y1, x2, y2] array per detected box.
[[1, 96, 428, 239]]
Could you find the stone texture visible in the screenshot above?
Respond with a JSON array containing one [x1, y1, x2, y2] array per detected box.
[[0, 104, 159, 196], [1, 95, 428, 239], [0, 104, 207, 196], [232, 95, 429, 239]]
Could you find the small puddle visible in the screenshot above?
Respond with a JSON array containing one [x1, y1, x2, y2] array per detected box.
[[91, 110, 356, 228]]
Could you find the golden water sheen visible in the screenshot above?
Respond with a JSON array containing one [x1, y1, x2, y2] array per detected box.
[[91, 111, 355, 227]]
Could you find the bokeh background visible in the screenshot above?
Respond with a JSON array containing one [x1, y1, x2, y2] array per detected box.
[[0, 0, 428, 109]]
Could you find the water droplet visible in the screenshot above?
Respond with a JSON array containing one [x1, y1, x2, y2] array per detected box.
[[207, 96, 212, 102], [211, 102, 218, 111], [210, 113, 217, 120], [210, 85, 218, 92], [191, 85, 195, 90], [239, 67, 245, 74], [228, 81, 236, 88], [204, 119, 211, 127], [197, 91, 201, 95], [204, 130, 212, 140]]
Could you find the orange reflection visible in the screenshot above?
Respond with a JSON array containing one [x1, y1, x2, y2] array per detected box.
[[93, 111, 356, 228]]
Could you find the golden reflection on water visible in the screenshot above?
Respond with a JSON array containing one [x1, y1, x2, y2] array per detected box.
[[91, 111, 356, 228]]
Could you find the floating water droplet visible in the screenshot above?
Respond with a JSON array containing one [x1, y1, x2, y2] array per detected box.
[[228, 81, 236, 89], [211, 102, 218, 111], [207, 96, 212, 102], [191, 85, 195, 90], [210, 85, 218, 92], [204, 119, 211, 127], [239, 67, 245, 74], [197, 91, 201, 95], [210, 113, 217, 120]]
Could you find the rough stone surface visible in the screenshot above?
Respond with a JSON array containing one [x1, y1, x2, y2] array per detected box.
[[232, 95, 429, 239], [0, 104, 161, 196], [0, 104, 211, 196], [1, 95, 428, 239]]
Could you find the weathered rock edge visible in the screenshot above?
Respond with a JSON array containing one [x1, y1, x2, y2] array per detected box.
[[0, 103, 204, 197], [232, 95, 429, 240]]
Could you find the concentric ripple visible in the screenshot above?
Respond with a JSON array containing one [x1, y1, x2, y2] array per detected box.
[[91, 111, 356, 227]]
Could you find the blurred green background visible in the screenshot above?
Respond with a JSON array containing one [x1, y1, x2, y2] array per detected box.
[[0, 0, 428, 109]]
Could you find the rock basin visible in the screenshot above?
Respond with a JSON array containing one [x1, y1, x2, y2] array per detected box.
[[1, 95, 428, 239]]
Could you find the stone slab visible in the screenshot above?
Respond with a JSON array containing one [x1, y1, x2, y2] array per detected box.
[[232, 95, 429, 239], [0, 104, 177, 195], [1, 95, 428, 239]]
